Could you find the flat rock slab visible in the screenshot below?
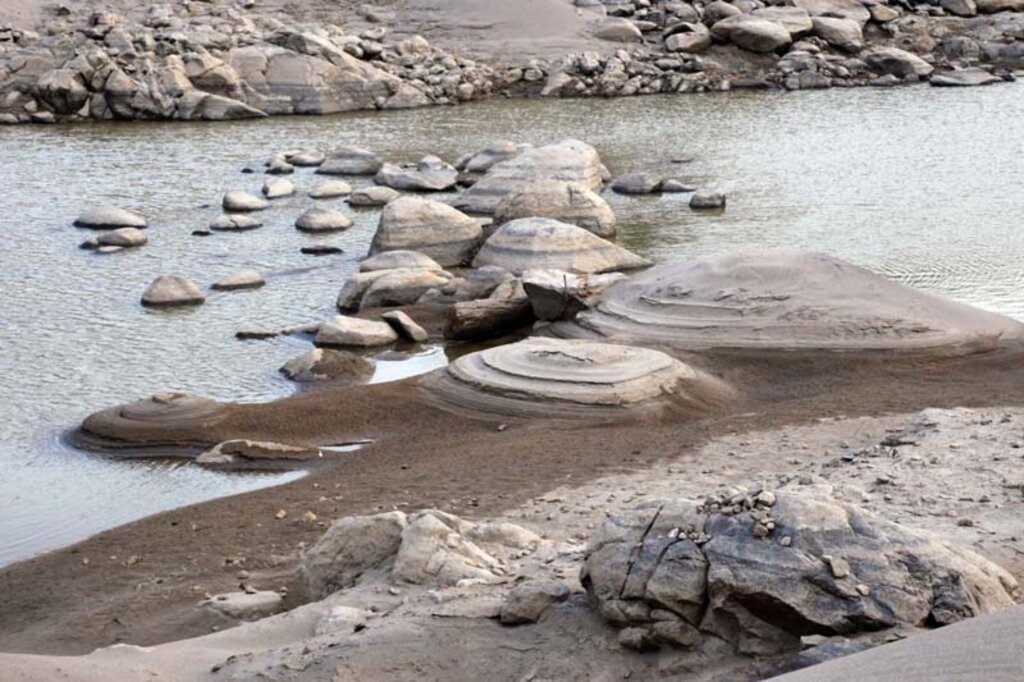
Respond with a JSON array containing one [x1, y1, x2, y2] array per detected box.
[[204, 591, 283, 619]]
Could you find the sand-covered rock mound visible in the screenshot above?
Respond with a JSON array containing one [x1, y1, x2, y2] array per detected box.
[[421, 337, 733, 420], [77, 393, 229, 449], [582, 485, 1020, 655], [566, 250, 1024, 355]]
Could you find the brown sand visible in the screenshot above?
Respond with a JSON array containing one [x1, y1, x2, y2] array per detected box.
[[1, 344, 1023, 656]]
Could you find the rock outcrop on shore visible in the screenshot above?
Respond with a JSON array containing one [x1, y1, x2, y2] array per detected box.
[[561, 250, 1024, 355], [583, 485, 1019, 655], [421, 337, 733, 419]]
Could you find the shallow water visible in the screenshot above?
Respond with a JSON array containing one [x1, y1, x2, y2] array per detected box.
[[0, 83, 1022, 567]]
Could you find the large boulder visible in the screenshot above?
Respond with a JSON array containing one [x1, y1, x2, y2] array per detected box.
[[368, 197, 483, 267], [458, 141, 524, 183], [317, 146, 383, 175], [974, 0, 1023, 12], [262, 177, 296, 199], [494, 180, 616, 238], [665, 23, 712, 53], [421, 337, 733, 420], [566, 251, 1024, 354], [315, 316, 399, 348], [141, 275, 205, 307], [863, 47, 934, 78], [711, 16, 792, 53], [309, 180, 352, 199], [472, 218, 650, 275], [582, 487, 1019, 654], [375, 155, 458, 191], [301, 512, 408, 598], [36, 69, 90, 115], [73, 206, 147, 229], [453, 139, 605, 215]]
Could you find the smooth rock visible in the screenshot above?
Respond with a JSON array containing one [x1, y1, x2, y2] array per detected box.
[[360, 250, 443, 273], [141, 275, 205, 307], [500, 580, 571, 625], [375, 156, 458, 192], [309, 180, 352, 199], [212, 270, 264, 291], [863, 47, 934, 78], [210, 214, 263, 231], [96, 227, 147, 248], [811, 17, 863, 52], [494, 180, 616, 238], [73, 206, 147, 229], [472, 217, 650, 275], [317, 146, 383, 175], [301, 512, 408, 598], [689, 189, 726, 209], [280, 348, 375, 383], [296, 208, 353, 233], [382, 310, 429, 342], [711, 16, 792, 53], [368, 197, 482, 267], [930, 67, 1003, 87], [197, 439, 320, 464], [262, 177, 296, 199], [347, 186, 401, 207], [315, 315, 399, 347], [223, 190, 269, 212], [611, 173, 662, 195]]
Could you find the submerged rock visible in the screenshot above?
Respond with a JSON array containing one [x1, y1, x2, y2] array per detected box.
[[73, 206, 147, 229], [141, 275, 205, 307], [422, 337, 732, 420], [296, 208, 353, 233], [212, 270, 265, 291], [79, 393, 228, 447], [495, 180, 616, 238], [473, 218, 650, 275], [369, 197, 483, 267], [582, 487, 1019, 654], [210, 214, 263, 231], [566, 251, 1024, 354], [689, 189, 726, 209], [280, 348, 375, 383], [223, 191, 269, 212]]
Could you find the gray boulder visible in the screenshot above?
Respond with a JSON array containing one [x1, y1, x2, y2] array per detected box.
[[375, 155, 458, 191], [369, 197, 483, 267], [141, 275, 205, 307], [347, 186, 401, 207], [301, 512, 408, 598], [280, 348, 375, 384], [500, 581, 571, 625], [210, 215, 263, 231], [690, 189, 727, 209], [522, 269, 627, 321], [474, 218, 650, 275], [611, 173, 662, 195], [223, 191, 269, 212], [494, 180, 616, 238], [863, 47, 934, 78], [212, 270, 265, 291], [317, 146, 383, 175], [941, 0, 978, 15], [309, 180, 352, 199], [96, 227, 147, 248], [811, 17, 863, 52], [751, 8, 813, 38], [360, 268, 450, 308], [73, 206, 147, 229], [593, 18, 643, 42], [262, 177, 296, 199], [315, 315, 399, 347], [295, 207, 353, 233], [665, 24, 712, 53], [582, 487, 1019, 655], [792, 0, 871, 25], [711, 16, 792, 53]]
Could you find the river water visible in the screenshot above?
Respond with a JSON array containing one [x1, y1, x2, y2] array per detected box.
[[0, 84, 1022, 567]]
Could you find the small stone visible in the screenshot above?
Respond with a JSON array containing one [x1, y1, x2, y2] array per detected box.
[[275, 509, 287, 520], [856, 583, 870, 596]]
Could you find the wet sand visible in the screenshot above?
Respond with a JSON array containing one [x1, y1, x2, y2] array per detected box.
[[2, 344, 1023, 655]]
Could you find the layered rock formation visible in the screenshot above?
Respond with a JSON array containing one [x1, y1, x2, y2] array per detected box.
[[563, 251, 1024, 355]]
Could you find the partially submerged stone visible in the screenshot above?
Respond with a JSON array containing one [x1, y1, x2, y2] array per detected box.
[[566, 251, 1024, 354], [930, 67, 1003, 87], [262, 177, 296, 199], [375, 156, 458, 191], [78, 393, 228, 447], [611, 173, 661, 195], [495, 180, 616, 238], [309, 180, 352, 199], [210, 214, 263, 231], [212, 270, 265, 291], [360, 250, 443, 273], [473, 218, 650, 275], [96, 227, 147, 248], [689, 189, 726, 209], [422, 337, 732, 420], [317, 146, 383, 176], [863, 47, 934, 78], [223, 190, 269, 212], [369, 197, 483, 267], [347, 186, 401, 207], [141, 275, 205, 307], [315, 316, 399, 348], [279, 348, 375, 383], [73, 206, 147, 229], [295, 207, 353, 233]]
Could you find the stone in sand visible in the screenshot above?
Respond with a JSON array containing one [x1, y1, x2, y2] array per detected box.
[[317, 146, 383, 175], [296, 208, 353, 233], [374, 155, 458, 192], [309, 180, 352, 199], [223, 190, 269, 212], [453, 139, 605, 215], [196, 439, 321, 464], [369, 197, 483, 267], [494, 180, 616, 238], [210, 214, 263, 231], [204, 590, 282, 619], [73, 206, 147, 229], [262, 177, 296, 199], [141, 275, 205, 307], [347, 186, 401, 207], [315, 316, 399, 348], [212, 270, 265, 291], [500, 580, 571, 625], [566, 251, 1024, 354], [280, 348, 375, 383], [472, 217, 650, 275], [301, 511, 409, 598], [96, 227, 147, 248], [79, 393, 228, 447], [422, 337, 732, 420], [360, 250, 444, 273], [382, 310, 429, 342], [582, 486, 1019, 654]]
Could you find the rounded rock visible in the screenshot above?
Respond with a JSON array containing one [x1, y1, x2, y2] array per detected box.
[[141, 275, 205, 307]]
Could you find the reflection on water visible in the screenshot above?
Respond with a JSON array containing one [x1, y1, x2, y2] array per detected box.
[[0, 83, 1022, 566]]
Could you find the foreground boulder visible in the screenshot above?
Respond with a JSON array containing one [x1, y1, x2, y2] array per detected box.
[[582, 486, 1019, 654], [496, 180, 617, 237], [360, 268, 450, 309], [566, 251, 1024, 355], [315, 316, 399, 348], [368, 197, 483, 267], [375, 156, 458, 191], [453, 139, 605, 215], [73, 206, 147, 229], [301, 509, 539, 598], [279, 348, 375, 383], [421, 337, 733, 420], [473, 218, 650, 275], [141, 275, 205, 307]]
